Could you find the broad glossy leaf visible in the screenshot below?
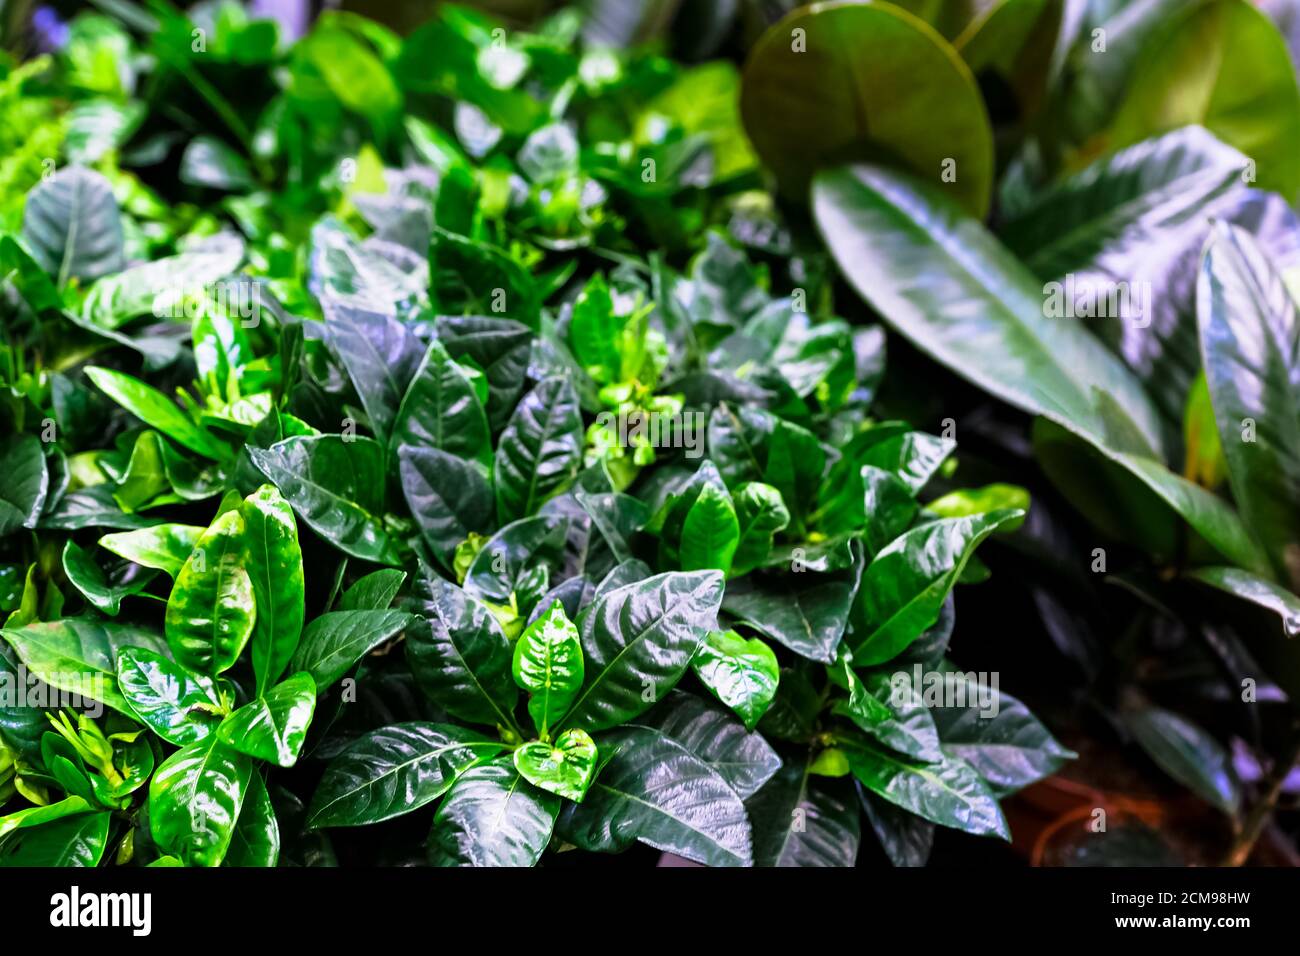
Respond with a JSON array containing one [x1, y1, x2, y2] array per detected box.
[[731, 483, 789, 577], [338, 569, 407, 611], [1, 617, 168, 715], [61, 540, 156, 616], [40, 485, 162, 531], [0, 796, 93, 841], [560, 570, 724, 732], [858, 782, 934, 867], [1123, 706, 1240, 816], [513, 729, 598, 802], [98, 524, 203, 577], [844, 740, 1009, 838], [217, 672, 317, 767], [392, 340, 491, 466], [81, 236, 245, 329], [691, 629, 779, 731], [0, 811, 111, 867], [636, 690, 781, 799], [116, 646, 224, 746], [0, 435, 48, 536], [746, 757, 860, 867], [436, 315, 533, 431], [1198, 224, 1300, 588], [148, 735, 252, 867], [464, 515, 568, 610], [679, 482, 739, 574], [813, 163, 1167, 460], [21, 166, 123, 285], [842, 670, 942, 763], [165, 510, 255, 675], [240, 485, 305, 693], [289, 609, 413, 691], [494, 376, 584, 523], [740, 1, 993, 215], [398, 445, 493, 570], [428, 758, 558, 867], [556, 725, 752, 866], [513, 600, 584, 736], [1189, 566, 1300, 636], [308, 722, 504, 828], [405, 570, 518, 728], [850, 511, 1021, 665], [224, 773, 279, 868], [250, 436, 400, 566], [85, 366, 229, 460]]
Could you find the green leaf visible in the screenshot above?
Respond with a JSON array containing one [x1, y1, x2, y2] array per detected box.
[[1, 617, 169, 715], [165, 509, 255, 675], [398, 445, 494, 571], [556, 725, 752, 866], [223, 773, 279, 868], [842, 670, 942, 763], [746, 757, 861, 867], [405, 570, 518, 729], [338, 569, 407, 611], [463, 515, 568, 610], [392, 340, 491, 466], [217, 672, 317, 767], [1198, 224, 1300, 589], [98, 524, 204, 578], [0, 435, 48, 537], [308, 722, 504, 829], [428, 758, 558, 867], [513, 729, 598, 802], [494, 376, 584, 523], [289, 608, 413, 691], [568, 273, 621, 381], [0, 811, 111, 867], [436, 316, 533, 431], [1122, 705, 1240, 817], [116, 646, 224, 746], [21, 166, 123, 285], [691, 629, 779, 731], [85, 366, 230, 460], [148, 734, 253, 867], [1189, 566, 1300, 636], [858, 783, 934, 867], [560, 570, 724, 732], [1109, 0, 1300, 202], [250, 436, 400, 566], [80, 236, 244, 329], [740, 0, 994, 215], [730, 483, 789, 577], [61, 539, 156, 616], [851, 511, 1022, 665], [513, 600, 584, 737], [240, 485, 305, 693], [680, 482, 739, 574], [844, 739, 1009, 839], [317, 299, 423, 445]]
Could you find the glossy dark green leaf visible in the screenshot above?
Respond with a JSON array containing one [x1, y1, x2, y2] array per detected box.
[[436, 316, 533, 431], [1189, 566, 1300, 636], [513, 728, 598, 802], [392, 339, 491, 466], [494, 376, 584, 523], [250, 436, 400, 566], [288, 609, 413, 691], [680, 482, 739, 574], [464, 515, 568, 610], [338, 569, 407, 611], [85, 366, 229, 460], [690, 629, 779, 731], [851, 511, 1021, 665], [560, 570, 724, 732], [308, 722, 504, 829], [1, 617, 169, 715], [148, 735, 252, 867], [842, 670, 942, 763], [39, 485, 162, 531], [61, 539, 157, 616], [844, 739, 1009, 839], [398, 445, 494, 571], [722, 553, 862, 664], [1198, 224, 1300, 589], [217, 672, 317, 767], [746, 756, 860, 867], [0, 435, 48, 537], [164, 509, 255, 675], [240, 485, 305, 693], [428, 758, 558, 867], [21, 166, 123, 285], [513, 600, 584, 737], [556, 725, 752, 866], [1123, 706, 1240, 817], [223, 772, 279, 868], [98, 524, 203, 577], [405, 570, 518, 728], [116, 646, 224, 746], [858, 782, 934, 867], [0, 810, 111, 867]]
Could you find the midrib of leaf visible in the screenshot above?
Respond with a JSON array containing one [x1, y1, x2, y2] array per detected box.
[[57, 176, 83, 289], [312, 737, 499, 820]]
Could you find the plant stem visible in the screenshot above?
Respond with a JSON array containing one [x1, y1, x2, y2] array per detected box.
[[1224, 719, 1300, 866]]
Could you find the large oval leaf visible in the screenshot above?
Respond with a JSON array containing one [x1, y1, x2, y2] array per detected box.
[[398, 445, 493, 570], [494, 375, 583, 523], [164, 510, 255, 675], [288, 608, 413, 690], [427, 758, 558, 867], [148, 735, 253, 867], [240, 485, 305, 693], [116, 646, 224, 746], [746, 756, 860, 867], [21, 166, 123, 285], [392, 339, 491, 465], [216, 672, 317, 767]]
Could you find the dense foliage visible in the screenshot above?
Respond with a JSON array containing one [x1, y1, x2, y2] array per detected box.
[[1, 0, 1298, 868]]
